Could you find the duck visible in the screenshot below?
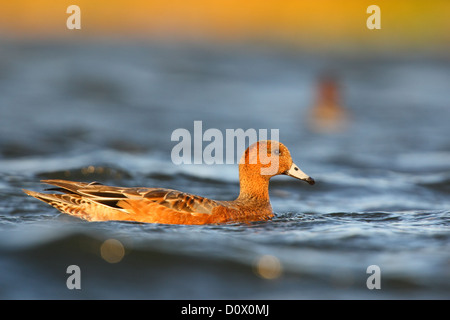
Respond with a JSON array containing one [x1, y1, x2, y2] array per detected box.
[[308, 73, 348, 133], [23, 140, 314, 225]]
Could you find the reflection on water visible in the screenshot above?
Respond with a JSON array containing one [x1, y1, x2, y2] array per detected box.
[[100, 238, 126, 264], [0, 41, 449, 299], [254, 255, 283, 280]]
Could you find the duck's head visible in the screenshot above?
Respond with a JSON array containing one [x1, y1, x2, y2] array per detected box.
[[239, 140, 315, 185]]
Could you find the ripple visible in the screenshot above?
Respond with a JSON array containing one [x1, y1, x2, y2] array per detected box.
[[1, 43, 450, 298], [36, 165, 132, 181]]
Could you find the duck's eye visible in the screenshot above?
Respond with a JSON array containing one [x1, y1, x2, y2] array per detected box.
[[273, 149, 281, 156]]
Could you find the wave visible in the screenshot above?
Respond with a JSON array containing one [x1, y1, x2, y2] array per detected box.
[[1, 210, 449, 299]]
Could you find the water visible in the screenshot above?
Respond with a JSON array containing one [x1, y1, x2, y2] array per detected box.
[[0, 40, 449, 299]]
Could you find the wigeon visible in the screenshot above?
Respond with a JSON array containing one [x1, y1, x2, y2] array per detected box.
[[23, 140, 314, 225], [309, 74, 348, 132]]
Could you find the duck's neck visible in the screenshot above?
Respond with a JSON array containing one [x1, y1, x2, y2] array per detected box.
[[236, 165, 271, 204]]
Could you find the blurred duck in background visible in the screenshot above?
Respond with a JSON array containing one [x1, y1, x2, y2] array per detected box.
[[308, 73, 349, 133]]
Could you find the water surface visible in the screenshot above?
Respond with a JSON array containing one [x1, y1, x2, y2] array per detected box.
[[0, 41, 449, 299]]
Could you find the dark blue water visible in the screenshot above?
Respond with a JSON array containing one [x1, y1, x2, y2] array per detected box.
[[0, 40, 449, 299]]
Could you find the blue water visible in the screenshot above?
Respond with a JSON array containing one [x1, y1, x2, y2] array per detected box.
[[0, 40, 449, 299]]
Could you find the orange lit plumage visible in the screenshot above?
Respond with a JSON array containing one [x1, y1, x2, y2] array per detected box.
[[23, 141, 314, 225]]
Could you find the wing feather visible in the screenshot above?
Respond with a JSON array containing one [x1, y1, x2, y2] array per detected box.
[[38, 179, 220, 216]]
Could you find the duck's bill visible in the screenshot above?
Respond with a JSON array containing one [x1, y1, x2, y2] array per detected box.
[[284, 163, 315, 185]]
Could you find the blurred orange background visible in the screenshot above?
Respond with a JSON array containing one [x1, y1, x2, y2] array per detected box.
[[1, 0, 449, 52]]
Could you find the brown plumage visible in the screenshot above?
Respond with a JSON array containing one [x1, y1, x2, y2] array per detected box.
[[23, 141, 314, 225]]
